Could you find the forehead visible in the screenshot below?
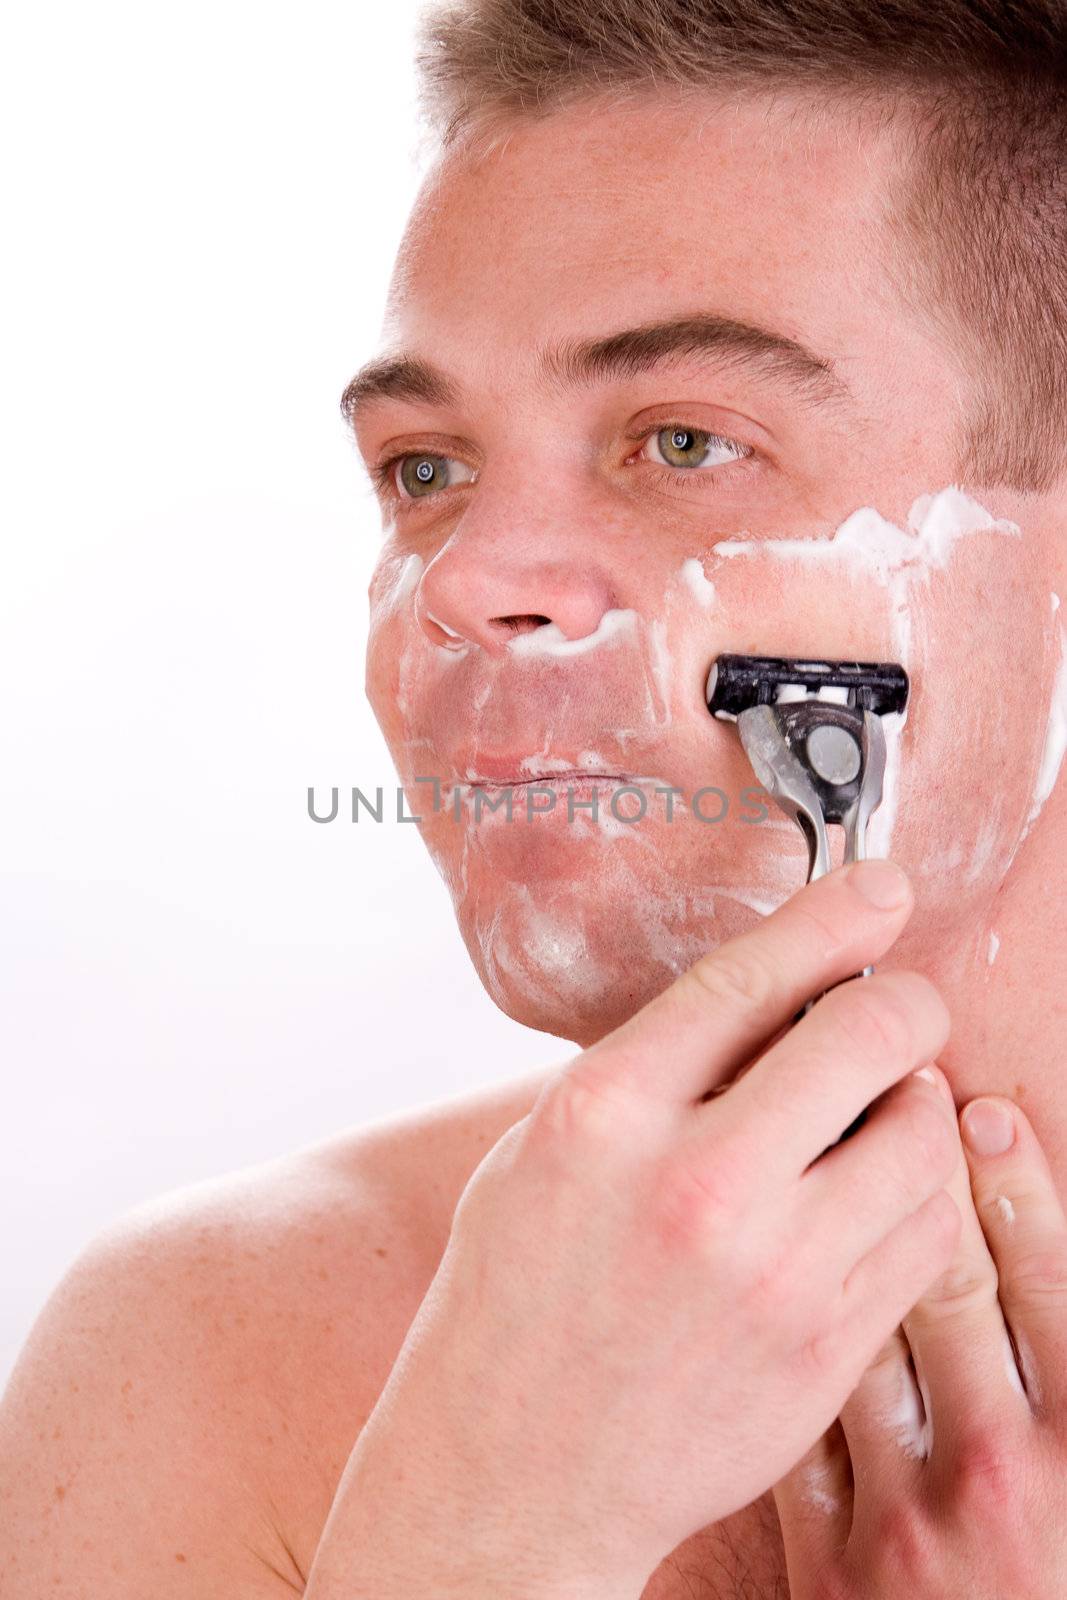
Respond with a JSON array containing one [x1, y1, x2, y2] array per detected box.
[[384, 92, 914, 388]]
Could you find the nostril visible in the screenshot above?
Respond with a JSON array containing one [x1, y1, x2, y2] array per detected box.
[[495, 614, 553, 636]]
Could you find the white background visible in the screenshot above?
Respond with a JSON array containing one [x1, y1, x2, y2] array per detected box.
[[1, 2, 565, 1388]]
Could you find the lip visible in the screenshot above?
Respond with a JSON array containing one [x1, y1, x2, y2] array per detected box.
[[460, 768, 627, 789], [451, 749, 628, 785]]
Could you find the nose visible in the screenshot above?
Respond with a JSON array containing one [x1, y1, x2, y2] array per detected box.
[[414, 523, 619, 656]]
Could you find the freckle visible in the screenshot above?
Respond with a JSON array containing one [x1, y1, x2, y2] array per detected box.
[[317, 1266, 329, 1280], [374, 1247, 388, 1258], [52, 1426, 62, 1439], [175, 1553, 187, 1563], [121, 1380, 132, 1395], [54, 1484, 66, 1500]]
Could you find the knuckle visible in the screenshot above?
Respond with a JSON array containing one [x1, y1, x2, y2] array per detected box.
[[686, 947, 776, 1014], [1002, 1246, 1067, 1308], [788, 897, 853, 959], [529, 1060, 631, 1152], [922, 1251, 998, 1316], [794, 1314, 843, 1384], [745, 1238, 804, 1323], [828, 978, 915, 1067], [869, 1501, 938, 1586], [651, 1144, 744, 1254], [954, 1421, 1028, 1513]]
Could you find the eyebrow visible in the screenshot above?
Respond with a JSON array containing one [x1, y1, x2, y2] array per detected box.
[[340, 312, 850, 427]]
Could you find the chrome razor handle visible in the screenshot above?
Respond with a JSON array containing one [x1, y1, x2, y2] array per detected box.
[[736, 702, 890, 1144]]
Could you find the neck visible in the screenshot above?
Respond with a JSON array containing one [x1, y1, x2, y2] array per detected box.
[[896, 779, 1067, 1198]]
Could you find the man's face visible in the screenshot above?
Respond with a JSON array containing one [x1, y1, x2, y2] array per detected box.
[[352, 92, 1062, 1045]]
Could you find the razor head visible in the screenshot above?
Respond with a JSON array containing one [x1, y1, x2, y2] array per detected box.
[[706, 653, 909, 721], [705, 651, 908, 885]]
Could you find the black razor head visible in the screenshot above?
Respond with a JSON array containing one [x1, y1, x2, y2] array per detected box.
[[707, 653, 909, 719]]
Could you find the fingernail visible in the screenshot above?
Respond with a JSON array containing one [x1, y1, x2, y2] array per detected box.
[[914, 1064, 955, 1103], [847, 859, 910, 910], [962, 1099, 1015, 1157]]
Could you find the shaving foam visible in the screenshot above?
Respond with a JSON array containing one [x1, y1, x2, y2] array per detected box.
[[1021, 621, 1067, 838], [506, 608, 637, 657], [678, 557, 717, 607], [884, 1360, 933, 1460], [712, 487, 1020, 666], [712, 489, 1021, 858]]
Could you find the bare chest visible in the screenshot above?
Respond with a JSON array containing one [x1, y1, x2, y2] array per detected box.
[[255, 1128, 793, 1596]]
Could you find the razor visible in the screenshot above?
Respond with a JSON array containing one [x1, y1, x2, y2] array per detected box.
[[706, 652, 909, 1141]]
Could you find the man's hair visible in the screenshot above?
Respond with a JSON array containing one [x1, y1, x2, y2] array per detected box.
[[414, 1, 1067, 494]]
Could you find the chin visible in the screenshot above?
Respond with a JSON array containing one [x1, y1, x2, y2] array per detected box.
[[476, 961, 644, 1048], [457, 893, 691, 1047]]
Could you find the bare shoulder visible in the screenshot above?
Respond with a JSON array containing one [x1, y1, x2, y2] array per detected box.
[[0, 1065, 556, 1597]]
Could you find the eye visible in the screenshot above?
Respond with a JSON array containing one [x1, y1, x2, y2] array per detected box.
[[376, 452, 477, 501], [641, 426, 751, 471]]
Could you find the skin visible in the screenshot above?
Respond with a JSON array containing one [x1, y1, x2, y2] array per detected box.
[[348, 89, 1067, 1594], [357, 90, 1067, 1101], [3, 85, 1067, 1600]]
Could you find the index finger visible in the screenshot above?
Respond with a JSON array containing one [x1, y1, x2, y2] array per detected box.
[[584, 858, 913, 1111]]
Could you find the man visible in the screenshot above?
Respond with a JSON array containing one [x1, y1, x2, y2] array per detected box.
[[3, 0, 1067, 1594]]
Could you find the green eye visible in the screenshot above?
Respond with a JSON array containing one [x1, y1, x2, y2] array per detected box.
[[400, 454, 449, 498], [392, 453, 476, 500], [643, 426, 750, 472]]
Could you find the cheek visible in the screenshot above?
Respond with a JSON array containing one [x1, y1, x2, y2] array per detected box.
[[889, 544, 1057, 911], [366, 549, 434, 757], [693, 508, 1059, 928]]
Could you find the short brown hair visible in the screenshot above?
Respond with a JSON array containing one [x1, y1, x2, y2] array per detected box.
[[414, 1, 1067, 493]]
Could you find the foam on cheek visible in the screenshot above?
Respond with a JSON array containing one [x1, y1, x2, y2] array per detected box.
[[712, 487, 1020, 659], [712, 489, 1023, 857], [1020, 616, 1067, 838], [678, 557, 718, 608], [373, 550, 423, 615]]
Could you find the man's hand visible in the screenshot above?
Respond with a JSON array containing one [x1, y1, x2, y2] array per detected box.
[[306, 859, 961, 1599], [774, 1071, 1067, 1598]]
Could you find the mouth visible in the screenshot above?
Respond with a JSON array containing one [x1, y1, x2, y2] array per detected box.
[[450, 747, 634, 786], [461, 768, 627, 789]]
